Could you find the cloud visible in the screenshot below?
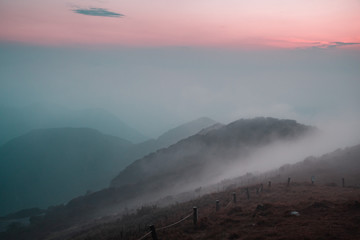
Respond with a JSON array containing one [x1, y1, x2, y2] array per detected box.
[[73, 8, 124, 18], [313, 41, 360, 49]]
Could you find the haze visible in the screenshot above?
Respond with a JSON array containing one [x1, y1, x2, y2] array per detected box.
[[1, 0, 360, 137], [0, 45, 359, 137]]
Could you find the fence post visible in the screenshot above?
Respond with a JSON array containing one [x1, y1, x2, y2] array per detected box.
[[216, 200, 220, 211], [193, 207, 198, 226], [342, 177, 345, 187], [268, 181, 271, 187], [246, 187, 250, 199], [149, 225, 158, 240], [232, 192, 236, 203], [260, 184, 263, 192], [287, 177, 291, 186], [311, 176, 315, 185]]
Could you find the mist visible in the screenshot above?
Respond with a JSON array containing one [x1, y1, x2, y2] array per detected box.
[[124, 114, 360, 201], [1, 44, 359, 138], [219, 115, 360, 182]]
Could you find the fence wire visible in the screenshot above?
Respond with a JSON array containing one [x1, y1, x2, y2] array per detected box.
[[136, 211, 193, 240], [157, 212, 193, 230], [137, 231, 151, 240]]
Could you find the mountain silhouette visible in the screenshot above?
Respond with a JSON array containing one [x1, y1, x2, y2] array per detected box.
[[0, 128, 132, 216]]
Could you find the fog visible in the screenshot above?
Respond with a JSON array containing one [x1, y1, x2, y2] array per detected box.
[[1, 43, 360, 219], [1, 44, 359, 138], [219, 115, 360, 182]]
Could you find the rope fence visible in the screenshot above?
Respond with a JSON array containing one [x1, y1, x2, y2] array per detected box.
[[157, 212, 193, 231], [130, 177, 348, 240], [136, 211, 194, 240]]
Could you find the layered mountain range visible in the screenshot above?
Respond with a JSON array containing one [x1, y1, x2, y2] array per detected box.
[[4, 116, 359, 240], [61, 117, 313, 221], [0, 116, 217, 216]]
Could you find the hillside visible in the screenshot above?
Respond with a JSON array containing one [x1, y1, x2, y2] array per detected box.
[[111, 117, 312, 190], [0, 128, 133, 216], [50, 184, 360, 240], [2, 144, 359, 240]]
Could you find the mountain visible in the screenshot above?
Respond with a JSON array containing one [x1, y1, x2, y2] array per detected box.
[[39, 118, 311, 220], [0, 128, 133, 216], [56, 108, 147, 143], [18, 117, 310, 220], [1, 118, 333, 239], [0, 105, 147, 145], [120, 117, 219, 164], [110, 117, 312, 190]]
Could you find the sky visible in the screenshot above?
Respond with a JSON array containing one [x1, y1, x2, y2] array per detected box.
[[0, 0, 360, 138], [1, 0, 360, 47]]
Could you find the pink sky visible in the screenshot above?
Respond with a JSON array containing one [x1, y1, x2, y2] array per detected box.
[[0, 0, 359, 48]]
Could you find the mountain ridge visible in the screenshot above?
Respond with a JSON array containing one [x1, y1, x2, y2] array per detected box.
[[110, 117, 313, 189], [118, 117, 219, 165]]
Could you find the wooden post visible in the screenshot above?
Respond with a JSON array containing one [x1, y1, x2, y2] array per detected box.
[[342, 177, 345, 187], [260, 184, 263, 193], [193, 207, 198, 226], [246, 187, 250, 199], [287, 177, 291, 186], [216, 200, 220, 211], [311, 176, 315, 185], [268, 181, 271, 187], [232, 192, 236, 203], [149, 225, 158, 240]]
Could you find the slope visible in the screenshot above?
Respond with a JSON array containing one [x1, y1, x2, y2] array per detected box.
[[4, 144, 360, 240], [110, 117, 312, 190]]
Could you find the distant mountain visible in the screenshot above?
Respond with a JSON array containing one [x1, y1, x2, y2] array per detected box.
[[120, 117, 219, 163], [0, 128, 133, 216], [110, 117, 313, 190], [156, 117, 218, 146], [0, 105, 148, 145], [56, 108, 147, 143]]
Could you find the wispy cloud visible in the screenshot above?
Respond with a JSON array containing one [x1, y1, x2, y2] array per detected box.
[[312, 41, 360, 49], [73, 8, 124, 18], [330, 42, 360, 47]]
